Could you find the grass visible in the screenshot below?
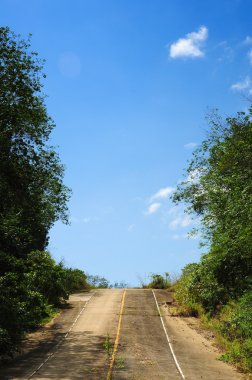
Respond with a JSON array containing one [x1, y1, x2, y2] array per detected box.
[[114, 355, 126, 369], [172, 284, 252, 376], [181, 302, 252, 375], [40, 305, 60, 326], [103, 333, 113, 359]]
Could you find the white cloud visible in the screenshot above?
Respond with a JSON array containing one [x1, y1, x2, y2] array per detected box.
[[167, 206, 179, 215], [169, 214, 194, 230], [146, 202, 161, 215], [184, 142, 198, 149], [169, 26, 208, 59], [231, 76, 252, 92], [70, 216, 100, 224], [70, 216, 80, 224], [171, 233, 189, 240], [248, 50, 252, 65], [215, 41, 234, 63], [171, 234, 180, 240], [172, 234, 184, 240], [150, 186, 175, 202], [83, 217, 90, 224], [58, 52, 81, 78], [128, 224, 135, 232], [243, 36, 252, 45], [166, 204, 199, 231], [187, 168, 202, 184]]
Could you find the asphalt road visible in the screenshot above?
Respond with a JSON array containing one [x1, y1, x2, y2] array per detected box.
[[0, 289, 245, 380]]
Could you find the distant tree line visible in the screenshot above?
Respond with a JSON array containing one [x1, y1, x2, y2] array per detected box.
[[0, 27, 90, 358], [173, 106, 252, 371], [86, 275, 128, 289]]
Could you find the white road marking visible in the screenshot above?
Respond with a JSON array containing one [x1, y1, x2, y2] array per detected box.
[[152, 290, 185, 379], [28, 292, 95, 379]]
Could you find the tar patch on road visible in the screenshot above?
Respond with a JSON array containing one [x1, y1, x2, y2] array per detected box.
[[112, 289, 181, 380]]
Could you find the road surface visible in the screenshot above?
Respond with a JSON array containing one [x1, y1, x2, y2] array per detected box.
[[0, 289, 245, 379]]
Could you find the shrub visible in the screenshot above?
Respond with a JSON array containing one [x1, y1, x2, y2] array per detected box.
[[216, 291, 252, 371], [64, 268, 89, 292], [25, 251, 69, 306], [0, 250, 91, 358], [147, 273, 171, 289]]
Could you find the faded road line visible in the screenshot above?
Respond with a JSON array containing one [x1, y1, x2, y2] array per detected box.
[[152, 290, 185, 379], [107, 289, 126, 380], [28, 292, 95, 379]]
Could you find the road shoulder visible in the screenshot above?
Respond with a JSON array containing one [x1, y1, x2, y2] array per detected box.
[[0, 292, 93, 379], [155, 290, 246, 380]]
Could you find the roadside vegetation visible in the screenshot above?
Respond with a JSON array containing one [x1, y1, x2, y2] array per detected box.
[[0, 27, 91, 359], [143, 273, 171, 289], [172, 106, 252, 373]]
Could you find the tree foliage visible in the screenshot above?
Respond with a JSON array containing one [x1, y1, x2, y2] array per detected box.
[[0, 27, 70, 257], [173, 107, 252, 303], [0, 251, 89, 357], [0, 27, 88, 358], [173, 106, 252, 372], [145, 273, 171, 289], [87, 274, 110, 288]]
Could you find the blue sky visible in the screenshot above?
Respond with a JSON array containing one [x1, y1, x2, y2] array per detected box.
[[1, 0, 252, 285]]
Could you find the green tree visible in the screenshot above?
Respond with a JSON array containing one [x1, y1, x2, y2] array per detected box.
[[173, 107, 252, 305], [0, 27, 70, 258], [0, 27, 72, 357], [87, 274, 110, 288], [64, 268, 89, 292], [25, 251, 69, 306]]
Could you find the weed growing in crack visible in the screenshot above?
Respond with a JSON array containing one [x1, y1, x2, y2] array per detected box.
[[103, 333, 113, 359], [114, 355, 125, 369]]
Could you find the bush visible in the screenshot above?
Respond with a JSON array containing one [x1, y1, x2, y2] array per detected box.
[[175, 255, 233, 315], [64, 268, 89, 292], [217, 291, 252, 371], [25, 251, 69, 306], [0, 328, 12, 357], [219, 292, 252, 341], [0, 271, 48, 355], [0, 250, 91, 358], [175, 264, 252, 372], [146, 273, 171, 289]]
